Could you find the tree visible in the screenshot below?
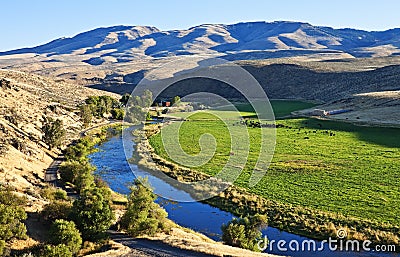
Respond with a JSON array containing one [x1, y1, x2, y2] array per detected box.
[[41, 200, 72, 222], [74, 167, 95, 193], [79, 104, 93, 128], [70, 187, 114, 241], [59, 160, 95, 186], [119, 93, 131, 106], [119, 178, 169, 237], [49, 219, 82, 254], [42, 117, 66, 149], [84, 96, 118, 118], [141, 90, 153, 108], [221, 214, 268, 252], [64, 138, 95, 162], [110, 108, 125, 120], [171, 95, 181, 106], [0, 187, 27, 255], [146, 112, 152, 121]]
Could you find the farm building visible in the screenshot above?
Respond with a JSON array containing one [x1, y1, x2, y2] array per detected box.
[[158, 101, 171, 107]]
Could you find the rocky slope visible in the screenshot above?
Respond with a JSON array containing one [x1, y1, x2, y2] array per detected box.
[[0, 69, 278, 256], [0, 69, 117, 211]]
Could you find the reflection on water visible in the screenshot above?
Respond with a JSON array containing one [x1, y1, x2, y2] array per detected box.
[[88, 127, 398, 257]]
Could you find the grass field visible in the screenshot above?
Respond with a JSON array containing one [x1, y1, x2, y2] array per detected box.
[[234, 100, 316, 118], [170, 100, 316, 120], [149, 103, 400, 226]]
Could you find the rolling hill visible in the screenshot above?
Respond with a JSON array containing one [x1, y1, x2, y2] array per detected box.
[[0, 21, 399, 127], [2, 21, 400, 60]]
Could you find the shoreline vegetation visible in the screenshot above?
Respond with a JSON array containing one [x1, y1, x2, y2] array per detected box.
[[51, 123, 274, 257], [140, 118, 400, 250]]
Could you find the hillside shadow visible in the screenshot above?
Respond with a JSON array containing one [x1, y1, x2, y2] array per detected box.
[[24, 212, 50, 242], [298, 118, 400, 148]]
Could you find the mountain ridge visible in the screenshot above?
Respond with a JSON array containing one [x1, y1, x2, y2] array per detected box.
[[2, 21, 400, 60]]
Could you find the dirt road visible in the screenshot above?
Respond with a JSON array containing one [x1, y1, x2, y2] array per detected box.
[[110, 231, 217, 257]]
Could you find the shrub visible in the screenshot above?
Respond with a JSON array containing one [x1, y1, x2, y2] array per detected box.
[[64, 138, 95, 162], [59, 160, 95, 188], [119, 93, 130, 106], [54, 189, 68, 201], [40, 187, 68, 201], [70, 187, 114, 241], [42, 117, 66, 149], [221, 214, 268, 252], [49, 219, 82, 254], [171, 95, 180, 106], [41, 200, 72, 222], [120, 178, 169, 237], [0, 188, 27, 242], [41, 244, 72, 257], [110, 108, 125, 120], [0, 240, 6, 256]]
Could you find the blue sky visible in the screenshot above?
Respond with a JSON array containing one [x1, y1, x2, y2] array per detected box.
[[1, 0, 399, 51]]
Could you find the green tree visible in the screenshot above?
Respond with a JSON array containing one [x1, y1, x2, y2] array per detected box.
[[141, 90, 153, 108], [49, 219, 82, 254], [79, 104, 93, 128], [146, 112, 152, 121], [119, 178, 169, 237], [74, 167, 95, 193], [41, 200, 72, 222], [70, 187, 114, 241], [171, 95, 181, 106], [125, 105, 146, 124], [64, 138, 95, 162], [119, 93, 131, 106], [0, 187, 27, 255], [110, 108, 125, 120], [84, 96, 118, 118], [42, 117, 66, 149], [59, 160, 95, 186], [221, 214, 268, 252]]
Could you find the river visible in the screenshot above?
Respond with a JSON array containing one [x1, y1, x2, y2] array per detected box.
[[88, 127, 398, 257]]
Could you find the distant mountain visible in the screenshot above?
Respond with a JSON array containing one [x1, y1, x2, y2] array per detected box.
[[2, 21, 400, 61]]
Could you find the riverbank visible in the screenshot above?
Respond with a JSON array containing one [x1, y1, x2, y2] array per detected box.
[[82, 124, 277, 257], [137, 124, 400, 250]]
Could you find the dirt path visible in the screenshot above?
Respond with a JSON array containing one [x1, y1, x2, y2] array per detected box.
[[109, 231, 217, 257], [44, 155, 64, 184]]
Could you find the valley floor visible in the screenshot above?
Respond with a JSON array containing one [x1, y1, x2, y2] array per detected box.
[[147, 103, 400, 247]]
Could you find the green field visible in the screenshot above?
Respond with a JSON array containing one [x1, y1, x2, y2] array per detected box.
[[150, 103, 400, 226], [234, 99, 316, 118], [170, 100, 316, 119]]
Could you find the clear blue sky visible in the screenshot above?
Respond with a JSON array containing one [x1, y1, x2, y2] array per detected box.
[[1, 0, 399, 51]]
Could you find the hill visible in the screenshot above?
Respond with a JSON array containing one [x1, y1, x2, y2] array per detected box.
[[0, 69, 117, 210], [0, 21, 399, 127], [1, 21, 400, 87], [2, 21, 400, 60]]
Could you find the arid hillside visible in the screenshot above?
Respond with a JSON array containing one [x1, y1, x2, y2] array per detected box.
[[0, 69, 118, 212]]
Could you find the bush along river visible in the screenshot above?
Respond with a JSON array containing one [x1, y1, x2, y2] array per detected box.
[[88, 127, 398, 257]]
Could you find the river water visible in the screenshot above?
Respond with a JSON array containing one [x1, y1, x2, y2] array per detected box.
[[88, 127, 398, 257]]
